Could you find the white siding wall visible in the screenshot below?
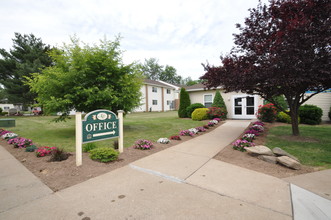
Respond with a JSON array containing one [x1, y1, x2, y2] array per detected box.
[[188, 90, 264, 119], [304, 93, 331, 121], [0, 104, 15, 112], [148, 85, 162, 112], [133, 86, 147, 112], [133, 82, 178, 112], [164, 88, 176, 111]]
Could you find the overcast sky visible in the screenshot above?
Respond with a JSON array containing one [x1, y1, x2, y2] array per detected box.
[[0, 0, 268, 80]]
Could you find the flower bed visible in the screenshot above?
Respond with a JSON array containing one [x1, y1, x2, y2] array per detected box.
[[36, 146, 57, 157], [133, 139, 154, 150], [232, 121, 265, 152]]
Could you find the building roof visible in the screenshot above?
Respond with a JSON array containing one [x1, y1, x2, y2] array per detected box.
[[184, 83, 222, 92], [143, 79, 178, 89]]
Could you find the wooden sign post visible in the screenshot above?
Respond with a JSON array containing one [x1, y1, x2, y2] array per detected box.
[[76, 109, 124, 166]]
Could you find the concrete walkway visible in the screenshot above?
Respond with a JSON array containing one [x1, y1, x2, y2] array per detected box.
[[0, 120, 330, 219]]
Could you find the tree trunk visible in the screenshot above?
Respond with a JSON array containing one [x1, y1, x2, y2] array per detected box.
[[290, 106, 300, 136]]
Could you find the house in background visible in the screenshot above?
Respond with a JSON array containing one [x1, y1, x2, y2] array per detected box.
[[304, 90, 331, 121], [0, 104, 15, 112], [184, 84, 264, 120], [185, 84, 331, 121], [133, 79, 180, 112]]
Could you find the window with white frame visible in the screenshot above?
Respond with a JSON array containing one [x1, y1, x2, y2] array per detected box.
[[152, 100, 157, 105], [152, 87, 157, 93], [167, 100, 171, 105], [166, 89, 171, 94], [204, 94, 213, 108]]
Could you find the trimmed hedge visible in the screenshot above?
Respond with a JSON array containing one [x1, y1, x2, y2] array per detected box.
[[207, 107, 227, 120], [192, 108, 209, 121], [89, 147, 119, 163], [276, 111, 300, 124], [299, 104, 323, 125], [186, 103, 205, 118]]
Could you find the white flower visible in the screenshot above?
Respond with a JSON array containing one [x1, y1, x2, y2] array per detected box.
[[1, 133, 18, 139], [210, 120, 219, 125], [243, 133, 255, 138], [157, 138, 170, 144], [188, 128, 199, 134], [252, 124, 264, 131]]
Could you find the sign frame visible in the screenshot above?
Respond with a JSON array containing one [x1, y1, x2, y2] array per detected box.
[[75, 109, 124, 166]]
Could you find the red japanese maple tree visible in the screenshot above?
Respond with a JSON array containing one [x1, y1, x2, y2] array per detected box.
[[201, 0, 331, 136]]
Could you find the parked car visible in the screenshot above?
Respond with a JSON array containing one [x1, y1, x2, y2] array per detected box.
[[32, 107, 43, 115]]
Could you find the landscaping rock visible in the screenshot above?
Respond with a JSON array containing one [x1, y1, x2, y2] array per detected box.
[[246, 145, 274, 156], [277, 156, 301, 170], [272, 147, 299, 162], [257, 155, 278, 164]]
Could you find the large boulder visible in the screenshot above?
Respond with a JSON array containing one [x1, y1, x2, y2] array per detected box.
[[273, 147, 299, 162], [246, 145, 274, 156], [277, 156, 301, 170], [257, 155, 278, 164]]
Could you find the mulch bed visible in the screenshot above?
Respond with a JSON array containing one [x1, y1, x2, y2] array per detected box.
[[213, 122, 318, 178], [1, 122, 224, 192]]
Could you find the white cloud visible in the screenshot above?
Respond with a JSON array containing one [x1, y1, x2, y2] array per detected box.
[[0, 0, 269, 80]]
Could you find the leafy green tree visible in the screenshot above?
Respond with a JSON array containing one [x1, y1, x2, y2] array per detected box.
[[138, 58, 163, 81], [159, 65, 182, 84], [212, 90, 228, 118], [178, 88, 191, 118], [138, 58, 182, 84], [26, 36, 143, 120], [181, 77, 203, 86], [0, 33, 53, 107], [0, 87, 7, 103]]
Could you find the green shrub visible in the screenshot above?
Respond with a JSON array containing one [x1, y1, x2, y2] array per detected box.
[[265, 95, 288, 112], [178, 88, 191, 118], [212, 90, 228, 118], [89, 147, 119, 163], [49, 148, 70, 162], [191, 108, 209, 121], [25, 145, 37, 152], [0, 107, 2, 114], [276, 111, 300, 124], [83, 143, 97, 152], [186, 103, 205, 118], [257, 103, 278, 122], [299, 104, 323, 125], [207, 107, 227, 120]]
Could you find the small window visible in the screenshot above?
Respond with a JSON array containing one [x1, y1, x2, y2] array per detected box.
[[166, 89, 171, 94], [204, 94, 213, 108], [167, 100, 171, 105], [4, 107, 9, 110], [152, 100, 158, 105], [152, 87, 157, 93]]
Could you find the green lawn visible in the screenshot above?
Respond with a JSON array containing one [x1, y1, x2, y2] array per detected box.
[[266, 125, 331, 169], [4, 111, 206, 152]]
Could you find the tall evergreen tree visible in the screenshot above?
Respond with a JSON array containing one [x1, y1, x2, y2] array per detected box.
[[0, 33, 53, 108], [178, 88, 191, 118], [212, 90, 228, 118]]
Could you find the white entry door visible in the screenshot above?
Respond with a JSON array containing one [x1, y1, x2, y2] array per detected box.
[[232, 95, 257, 119]]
